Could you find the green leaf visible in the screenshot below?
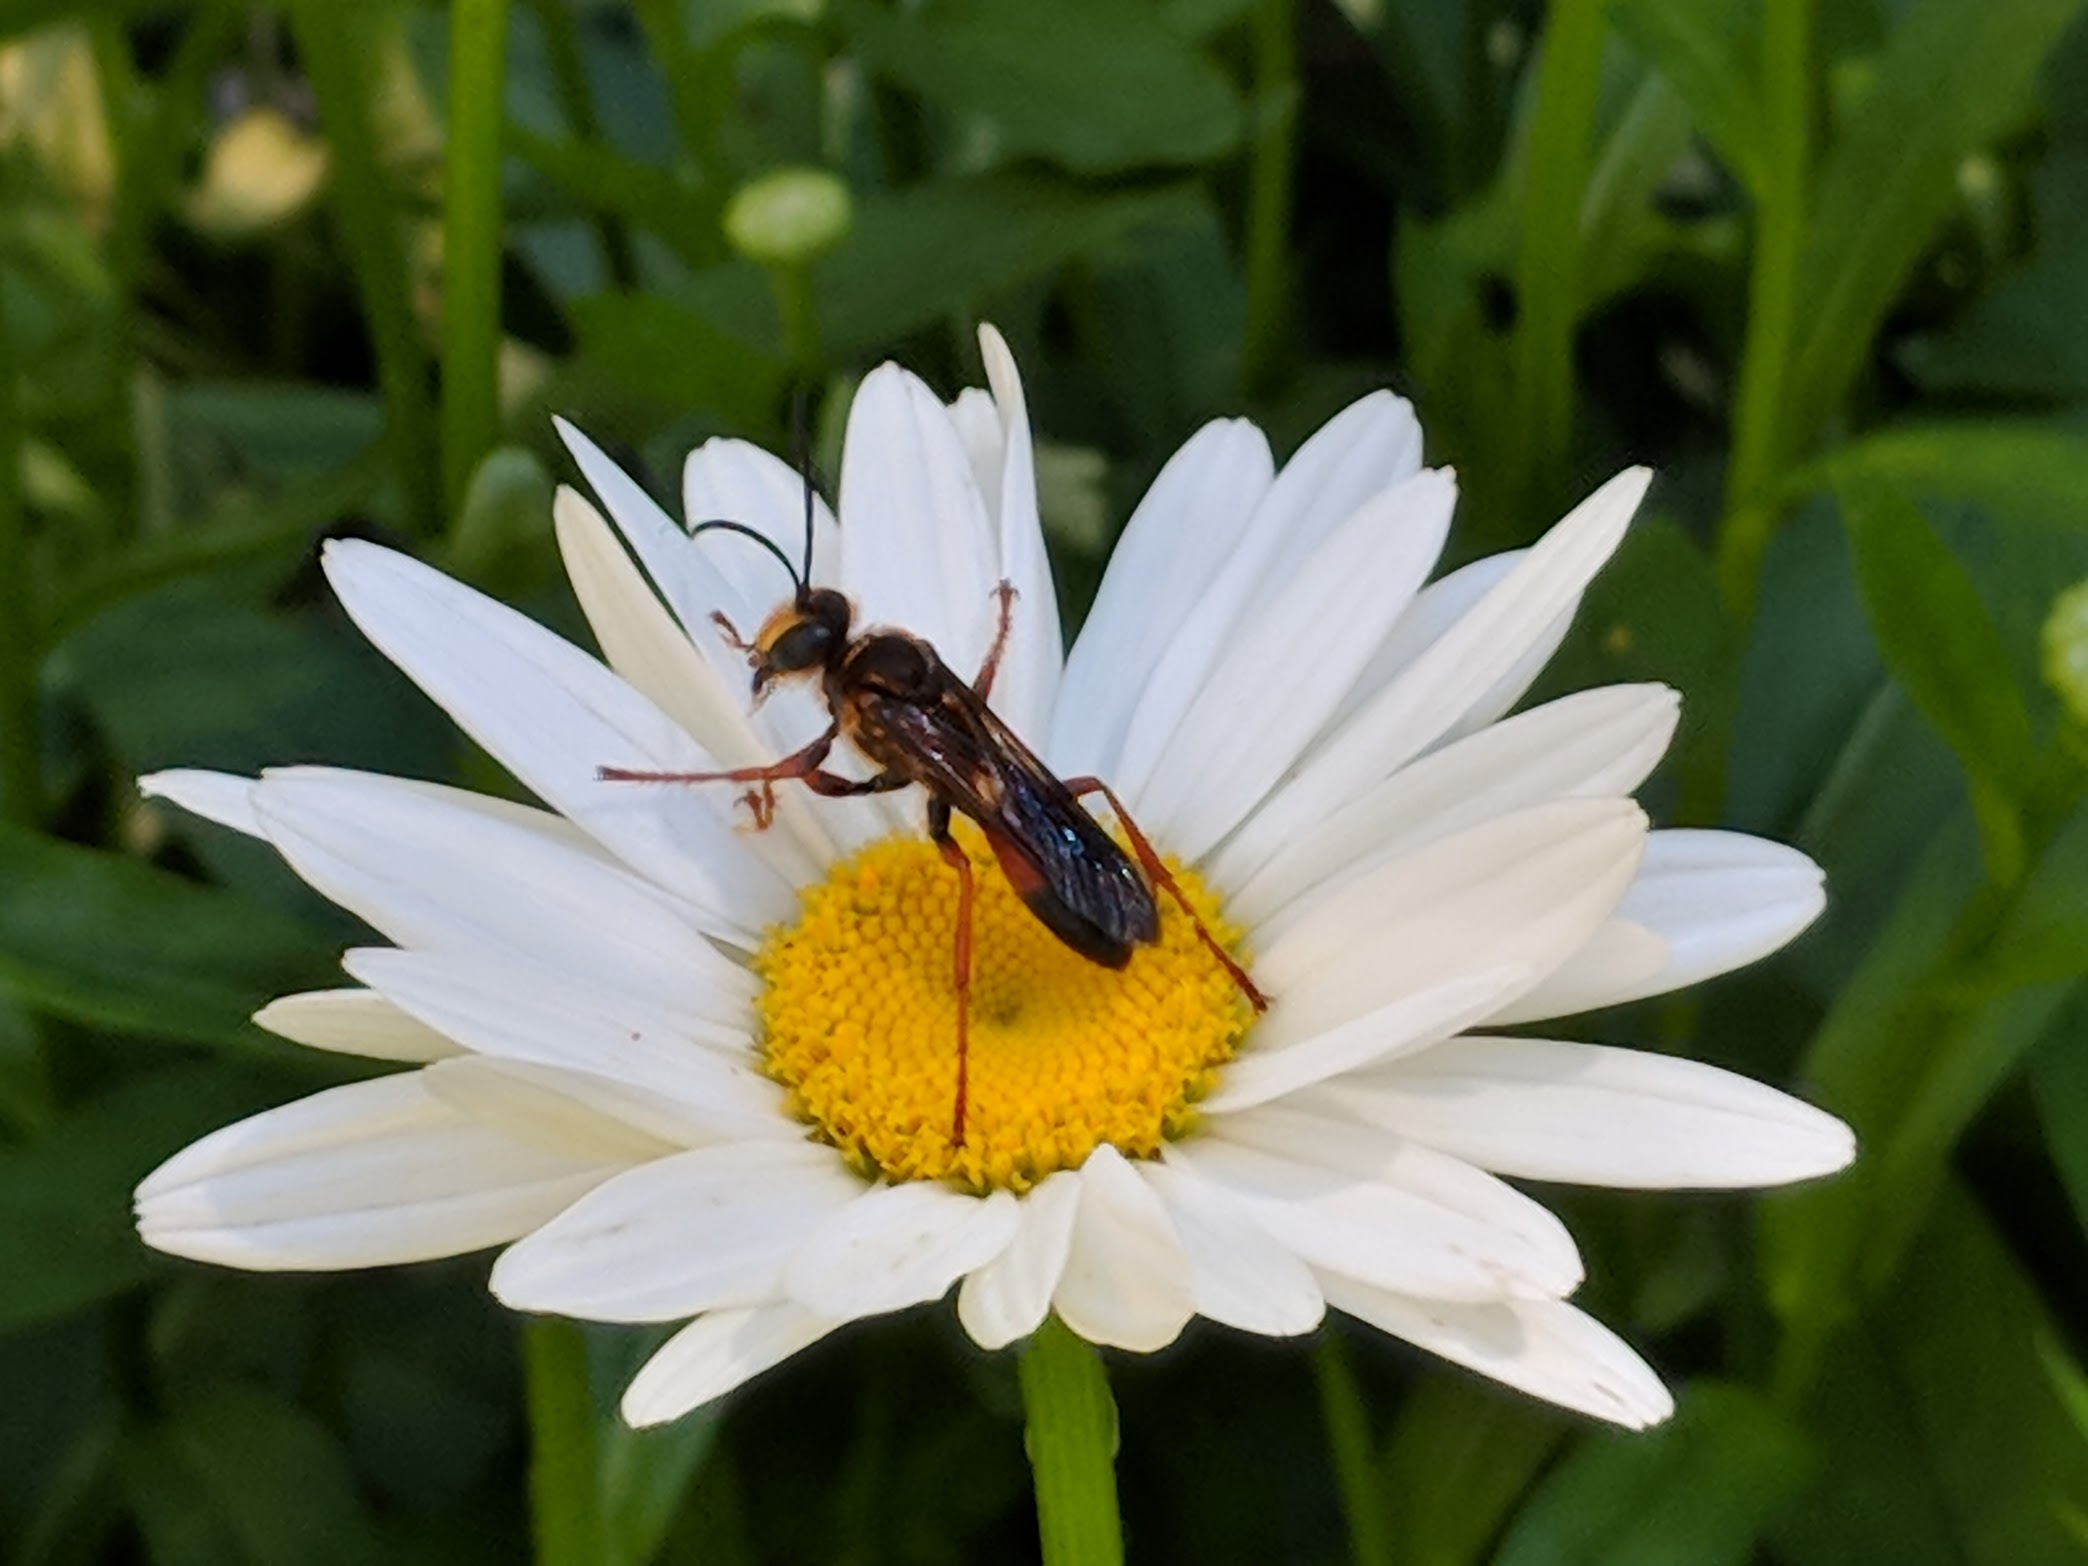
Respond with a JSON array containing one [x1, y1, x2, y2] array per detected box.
[[1609, 0, 1766, 192], [1775, 1187, 2088, 1566], [0, 824, 337, 1053], [149, 1387, 386, 1566], [1783, 0, 2084, 452], [1840, 480, 2039, 886], [1760, 821, 1979, 1331], [1491, 1384, 1810, 1566], [0, 1062, 293, 1334], [832, 0, 1241, 175], [1795, 421, 2088, 536], [507, 126, 717, 266], [661, 174, 1211, 368], [1379, 1375, 1567, 1566], [601, 1401, 722, 1566], [566, 295, 788, 429], [2032, 994, 2088, 1236]]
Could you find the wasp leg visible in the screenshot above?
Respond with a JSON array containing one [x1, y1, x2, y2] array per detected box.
[[598, 727, 840, 826], [802, 769, 910, 798], [928, 797, 975, 1148], [1063, 777, 1270, 1013], [970, 580, 1020, 701], [710, 609, 752, 652]]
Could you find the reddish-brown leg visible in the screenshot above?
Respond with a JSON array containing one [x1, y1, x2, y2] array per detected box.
[[710, 610, 751, 652], [598, 727, 837, 828], [1065, 777, 1269, 1012], [928, 799, 974, 1146], [970, 581, 1019, 701]]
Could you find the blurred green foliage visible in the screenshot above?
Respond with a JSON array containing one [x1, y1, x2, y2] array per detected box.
[[6, 0, 2088, 1560]]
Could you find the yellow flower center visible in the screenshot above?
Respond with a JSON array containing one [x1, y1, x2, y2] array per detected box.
[[755, 827, 1255, 1193]]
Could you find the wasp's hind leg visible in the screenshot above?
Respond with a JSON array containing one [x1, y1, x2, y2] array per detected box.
[[970, 580, 1019, 701], [927, 797, 976, 1147], [1064, 777, 1269, 1012]]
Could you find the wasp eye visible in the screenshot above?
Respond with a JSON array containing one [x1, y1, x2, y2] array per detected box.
[[766, 620, 832, 673]]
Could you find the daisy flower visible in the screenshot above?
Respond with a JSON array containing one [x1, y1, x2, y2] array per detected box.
[[135, 326, 1852, 1432]]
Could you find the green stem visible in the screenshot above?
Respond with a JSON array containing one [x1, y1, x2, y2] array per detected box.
[[1716, 0, 1813, 617], [1314, 1335, 1395, 1566], [441, 0, 514, 524], [1018, 1317, 1124, 1566], [1239, 0, 1298, 396], [771, 263, 824, 378], [523, 1318, 607, 1566], [292, 3, 442, 537], [0, 266, 39, 829], [1509, 0, 1608, 528], [526, 0, 638, 287], [631, 0, 713, 173]]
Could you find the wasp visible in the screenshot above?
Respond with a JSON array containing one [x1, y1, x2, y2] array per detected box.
[[600, 486, 1268, 1146]]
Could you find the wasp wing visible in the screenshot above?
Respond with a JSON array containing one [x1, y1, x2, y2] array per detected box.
[[861, 669, 1158, 965]]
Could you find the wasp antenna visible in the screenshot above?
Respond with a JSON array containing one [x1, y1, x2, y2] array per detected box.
[[688, 519, 803, 599], [792, 384, 818, 605]]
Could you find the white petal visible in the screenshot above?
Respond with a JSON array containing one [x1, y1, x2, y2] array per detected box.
[[135, 1073, 623, 1270], [1139, 1161, 1322, 1336], [1320, 1275, 1674, 1429], [621, 1303, 842, 1427], [1331, 549, 1575, 745], [491, 1141, 862, 1322], [1574, 830, 1825, 1009], [1310, 1035, 1855, 1188], [1111, 393, 1426, 803], [1049, 418, 1274, 780], [974, 324, 1061, 739], [343, 948, 783, 1141], [838, 364, 1002, 682], [682, 435, 842, 602], [1222, 468, 1650, 888], [1482, 920, 1670, 1025], [1132, 469, 1456, 860], [1178, 1109, 1581, 1302], [420, 1055, 702, 1161], [139, 769, 262, 837], [1219, 683, 1680, 927], [1249, 800, 1647, 1055], [1200, 964, 1531, 1115], [321, 540, 797, 937], [554, 486, 877, 862], [1051, 1145, 1195, 1352], [554, 418, 754, 652], [947, 388, 1004, 513], [784, 1182, 1021, 1319], [250, 768, 758, 1023], [956, 1170, 1082, 1350], [254, 988, 461, 1063]]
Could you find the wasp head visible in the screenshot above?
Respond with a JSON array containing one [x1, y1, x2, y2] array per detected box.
[[746, 587, 851, 699]]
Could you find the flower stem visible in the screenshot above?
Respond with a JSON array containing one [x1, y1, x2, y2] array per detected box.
[[293, 4, 442, 538], [1018, 1317, 1124, 1566], [1314, 1334, 1394, 1566], [771, 262, 824, 379], [440, 0, 514, 524], [1509, 0, 1608, 527], [523, 1318, 608, 1566], [0, 278, 38, 829], [1239, 0, 1298, 396], [1716, 0, 1813, 617]]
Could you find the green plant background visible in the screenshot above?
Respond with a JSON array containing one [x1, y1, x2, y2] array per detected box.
[[5, 0, 2088, 1560]]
